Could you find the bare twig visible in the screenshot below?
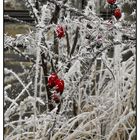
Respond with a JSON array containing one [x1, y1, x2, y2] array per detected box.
[[70, 27, 79, 57]]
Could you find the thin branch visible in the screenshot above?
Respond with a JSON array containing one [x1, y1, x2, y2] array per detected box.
[[50, 59, 56, 73], [45, 115, 57, 140], [70, 27, 79, 57], [65, 30, 71, 56], [4, 15, 34, 26], [128, 127, 136, 140], [47, 0, 92, 21], [24, 0, 39, 23], [53, 32, 59, 65], [41, 52, 54, 111], [122, 34, 136, 41], [6, 44, 36, 64], [35, 0, 40, 11], [49, 4, 60, 24], [70, 44, 114, 91], [101, 58, 115, 80]]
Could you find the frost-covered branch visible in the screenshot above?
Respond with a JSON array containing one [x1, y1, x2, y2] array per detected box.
[[4, 0, 136, 139], [6, 43, 36, 64], [47, 0, 95, 21], [4, 15, 33, 26]]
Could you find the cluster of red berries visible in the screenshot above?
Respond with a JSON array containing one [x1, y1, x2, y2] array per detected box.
[[107, 0, 122, 20], [56, 25, 65, 39], [48, 73, 64, 103]]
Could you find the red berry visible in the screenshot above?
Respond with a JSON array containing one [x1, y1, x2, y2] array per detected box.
[[107, 0, 116, 5], [48, 73, 58, 88], [114, 8, 121, 20], [52, 92, 60, 103], [56, 25, 65, 38], [54, 79, 64, 93]]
